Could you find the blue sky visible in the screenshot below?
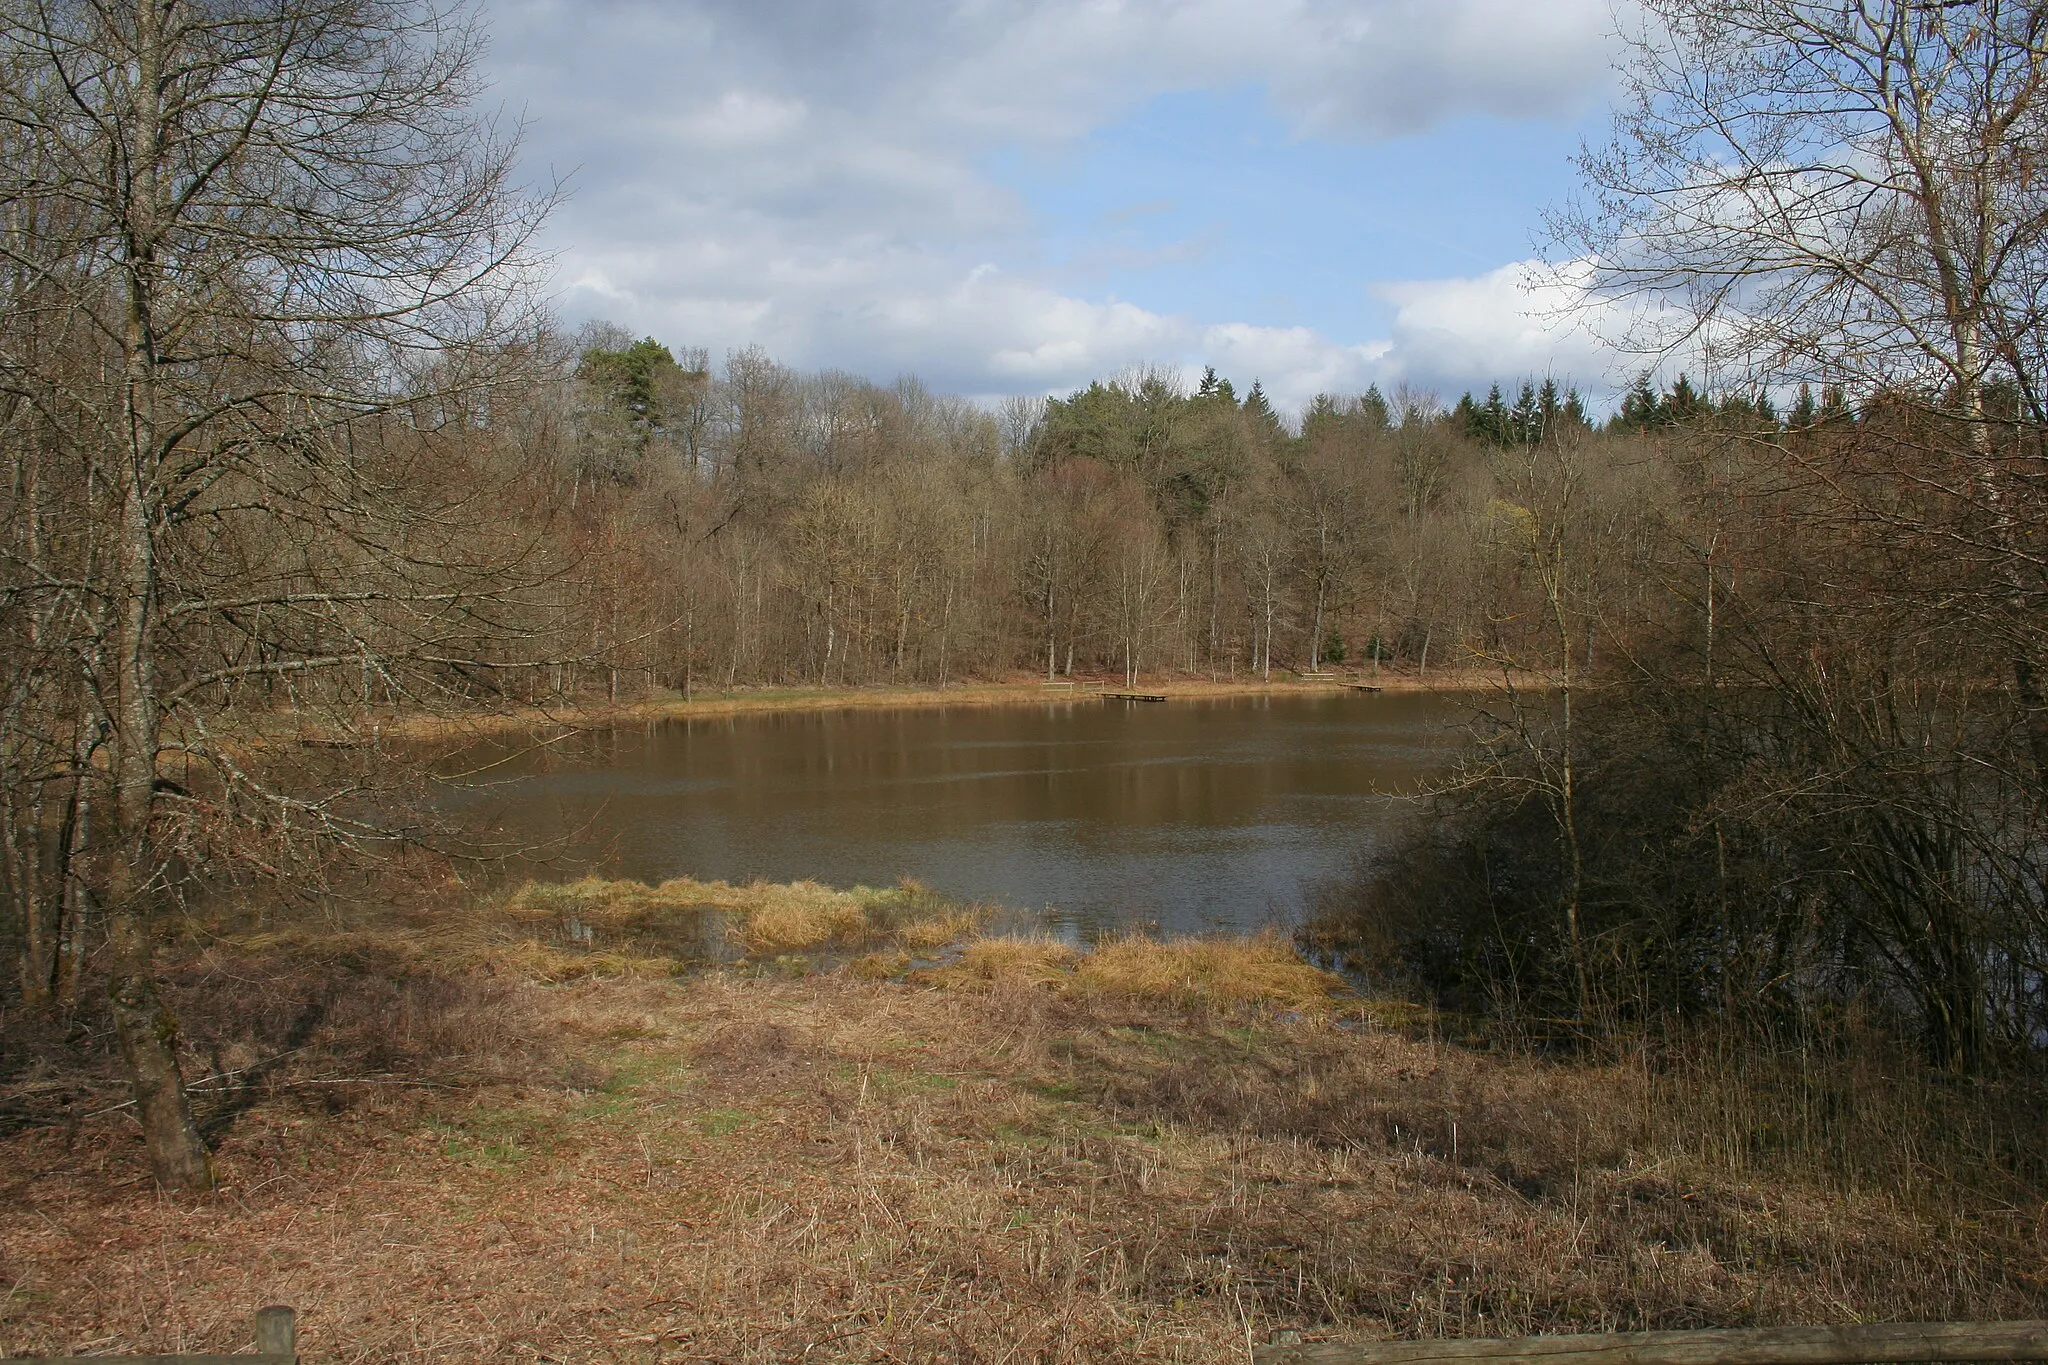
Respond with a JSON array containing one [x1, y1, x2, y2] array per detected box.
[[485, 0, 1629, 414], [987, 91, 1602, 339]]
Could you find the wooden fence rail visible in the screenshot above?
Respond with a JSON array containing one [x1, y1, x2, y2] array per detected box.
[[1256, 1321, 2048, 1365], [24, 1306, 295, 1365]]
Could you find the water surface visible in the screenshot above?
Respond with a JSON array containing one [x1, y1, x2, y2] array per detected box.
[[442, 692, 1469, 936]]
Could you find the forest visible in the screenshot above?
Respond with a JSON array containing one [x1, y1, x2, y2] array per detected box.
[[427, 331, 1629, 697]]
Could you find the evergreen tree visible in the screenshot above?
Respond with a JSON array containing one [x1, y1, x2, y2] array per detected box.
[[1511, 381, 1542, 445], [1537, 378, 1562, 441], [1483, 383, 1509, 444], [1359, 384, 1391, 431], [1466, 383, 1512, 444], [1242, 380, 1284, 444], [579, 337, 681, 423], [1790, 383, 1818, 427], [1614, 371, 1662, 431], [1561, 386, 1591, 431], [1453, 391, 1481, 433], [1666, 373, 1705, 422], [1302, 393, 1344, 440]]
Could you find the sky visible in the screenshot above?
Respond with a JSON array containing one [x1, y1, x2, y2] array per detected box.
[[483, 0, 1633, 415]]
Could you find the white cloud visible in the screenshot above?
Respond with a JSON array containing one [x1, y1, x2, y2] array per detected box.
[[1373, 258, 1623, 397], [489, 0, 1628, 410], [673, 92, 810, 147]]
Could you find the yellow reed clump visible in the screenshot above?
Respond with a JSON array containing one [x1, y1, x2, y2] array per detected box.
[[934, 929, 1343, 1017], [731, 880, 872, 951], [1073, 931, 1342, 1015], [954, 935, 1081, 986]]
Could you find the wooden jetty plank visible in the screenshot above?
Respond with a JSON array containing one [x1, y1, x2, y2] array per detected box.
[[1256, 1320, 2048, 1365], [1100, 692, 1167, 702], [28, 1307, 297, 1365], [33, 1350, 292, 1358]]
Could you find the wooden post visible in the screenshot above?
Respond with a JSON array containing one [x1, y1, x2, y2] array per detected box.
[[1256, 1321, 2048, 1365], [255, 1306, 296, 1360]]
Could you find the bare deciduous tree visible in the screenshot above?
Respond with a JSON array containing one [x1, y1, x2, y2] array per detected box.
[[0, 0, 549, 1189], [1556, 0, 2048, 777]]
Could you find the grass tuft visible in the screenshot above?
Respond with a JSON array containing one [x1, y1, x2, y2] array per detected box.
[[934, 930, 1346, 1017], [1074, 931, 1345, 1015]]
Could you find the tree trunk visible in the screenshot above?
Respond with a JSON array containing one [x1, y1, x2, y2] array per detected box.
[[56, 760, 91, 1008], [106, 887, 211, 1191], [105, 478, 212, 1189], [105, 0, 211, 1191]]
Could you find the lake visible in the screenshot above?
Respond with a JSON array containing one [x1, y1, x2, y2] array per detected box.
[[441, 691, 1472, 936]]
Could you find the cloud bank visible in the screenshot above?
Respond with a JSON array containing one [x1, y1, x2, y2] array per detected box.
[[489, 0, 1627, 410]]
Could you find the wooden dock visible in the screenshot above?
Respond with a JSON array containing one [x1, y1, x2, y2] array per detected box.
[[1343, 683, 1383, 693], [1100, 691, 1167, 702]]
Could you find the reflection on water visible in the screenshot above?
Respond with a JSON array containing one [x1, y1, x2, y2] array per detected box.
[[438, 692, 1470, 936]]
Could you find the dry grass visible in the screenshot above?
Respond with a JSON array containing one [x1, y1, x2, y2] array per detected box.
[[937, 931, 1349, 1018], [952, 934, 1082, 985], [504, 874, 984, 956], [368, 669, 1513, 744], [3, 886, 2044, 1363]]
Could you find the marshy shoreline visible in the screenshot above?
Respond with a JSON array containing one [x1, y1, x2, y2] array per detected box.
[[2, 875, 2042, 1362], [372, 669, 1511, 745]]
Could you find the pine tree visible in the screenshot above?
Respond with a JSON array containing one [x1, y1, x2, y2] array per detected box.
[[1561, 387, 1591, 431], [1666, 374, 1705, 422], [1359, 384, 1391, 430], [1243, 380, 1283, 444], [1615, 371, 1662, 431], [1453, 391, 1480, 433], [1537, 378, 1562, 441], [1512, 381, 1542, 445], [1790, 384, 1818, 428]]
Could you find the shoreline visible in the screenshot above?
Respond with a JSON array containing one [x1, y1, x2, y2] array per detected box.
[[379, 668, 1512, 742]]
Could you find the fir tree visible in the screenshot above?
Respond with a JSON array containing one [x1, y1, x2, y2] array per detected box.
[[1453, 391, 1480, 433], [1242, 380, 1283, 443], [1666, 373, 1705, 422], [1615, 371, 1661, 431], [1537, 378, 1562, 440], [1301, 393, 1345, 444], [1359, 384, 1391, 431], [1511, 381, 1542, 445], [1561, 387, 1591, 430], [1790, 383, 1818, 427]]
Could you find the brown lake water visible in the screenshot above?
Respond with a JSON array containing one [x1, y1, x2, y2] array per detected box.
[[439, 692, 1471, 937]]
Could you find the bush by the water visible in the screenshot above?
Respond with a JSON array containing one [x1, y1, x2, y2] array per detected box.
[[1304, 688, 2048, 1076]]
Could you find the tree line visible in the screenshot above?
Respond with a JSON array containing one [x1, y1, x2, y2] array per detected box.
[[517, 334, 1639, 697]]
